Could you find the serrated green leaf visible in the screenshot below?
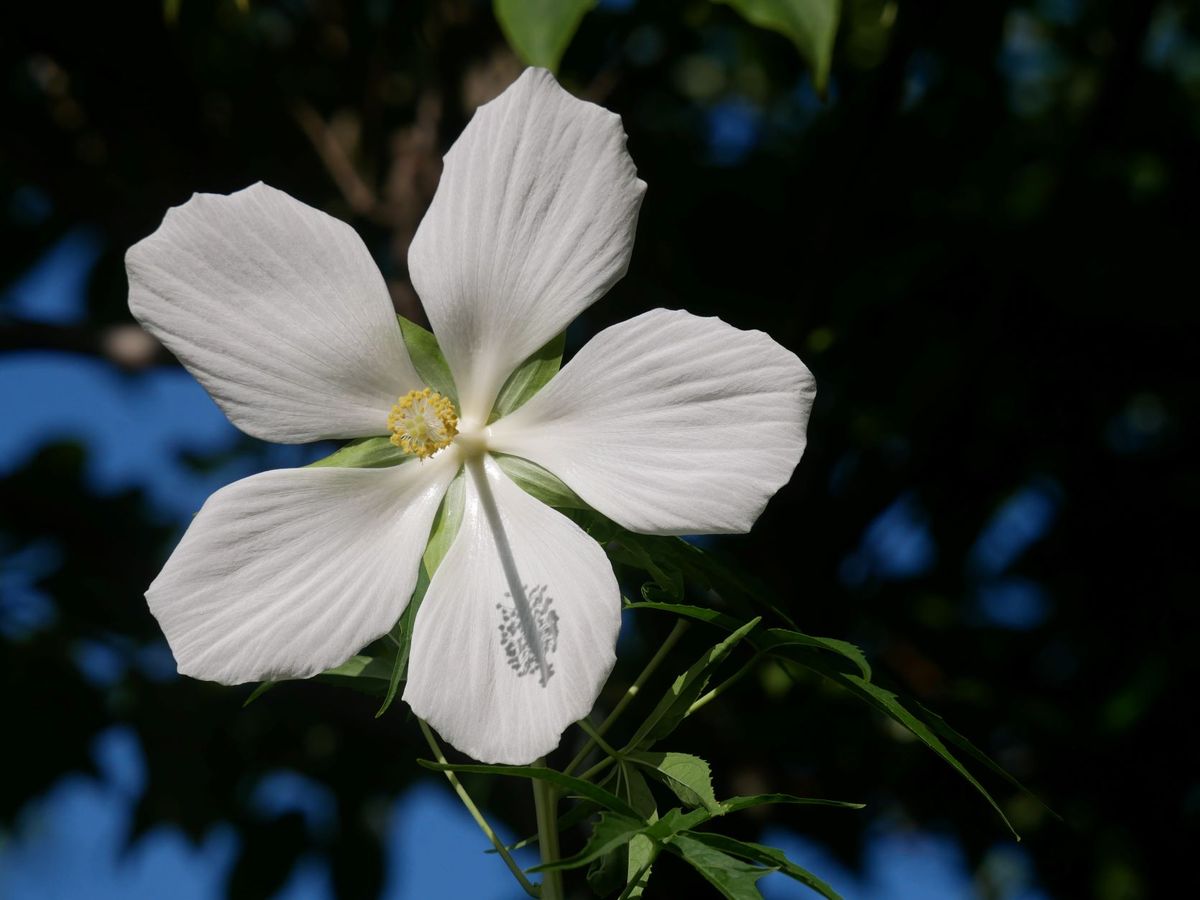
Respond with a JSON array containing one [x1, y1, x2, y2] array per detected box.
[[417, 761, 642, 819], [629, 752, 723, 814], [532, 811, 645, 872], [490, 331, 566, 420], [494, 0, 595, 73], [493, 453, 586, 509], [629, 618, 760, 748], [684, 832, 842, 900], [715, 0, 840, 94], [398, 315, 457, 403], [307, 436, 408, 469], [666, 832, 774, 899]]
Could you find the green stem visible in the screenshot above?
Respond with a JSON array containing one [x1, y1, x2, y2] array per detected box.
[[578, 754, 617, 784], [418, 720, 539, 898], [617, 859, 654, 900], [564, 619, 689, 776], [532, 760, 563, 900], [577, 717, 622, 759], [685, 650, 764, 716]]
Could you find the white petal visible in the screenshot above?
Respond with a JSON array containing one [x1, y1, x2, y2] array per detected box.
[[403, 456, 621, 764], [148, 456, 457, 684], [408, 68, 646, 422], [489, 309, 816, 535], [127, 183, 421, 443]]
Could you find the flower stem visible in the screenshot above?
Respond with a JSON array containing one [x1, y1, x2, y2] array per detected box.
[[418, 720, 539, 898], [564, 619, 689, 776], [532, 759, 563, 900]]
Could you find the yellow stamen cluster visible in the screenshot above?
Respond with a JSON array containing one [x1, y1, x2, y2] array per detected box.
[[387, 388, 458, 459]]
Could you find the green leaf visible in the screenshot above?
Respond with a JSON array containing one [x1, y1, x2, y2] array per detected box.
[[666, 832, 774, 899], [493, 453, 585, 509], [242, 681, 275, 707], [531, 811, 645, 872], [758, 628, 871, 681], [715, 0, 840, 95], [315, 653, 395, 696], [307, 436, 408, 469], [416, 761, 642, 820], [914, 700, 1060, 821], [628, 752, 723, 814], [490, 331, 566, 420], [626, 601, 871, 681], [620, 764, 660, 898], [720, 793, 864, 813], [398, 315, 457, 403], [630, 618, 760, 748], [494, 0, 595, 73], [684, 833, 842, 900], [794, 657, 1021, 838]]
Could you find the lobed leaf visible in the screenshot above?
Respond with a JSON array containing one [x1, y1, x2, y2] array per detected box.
[[665, 832, 774, 899]]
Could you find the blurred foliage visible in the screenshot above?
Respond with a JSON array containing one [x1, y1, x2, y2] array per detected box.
[[2, 0, 1199, 898]]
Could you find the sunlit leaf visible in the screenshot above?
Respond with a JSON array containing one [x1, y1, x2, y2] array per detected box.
[[628, 751, 723, 814]]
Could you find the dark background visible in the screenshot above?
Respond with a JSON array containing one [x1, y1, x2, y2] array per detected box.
[[2, 1, 1196, 898]]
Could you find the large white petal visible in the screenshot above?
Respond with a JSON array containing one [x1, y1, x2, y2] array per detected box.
[[127, 182, 421, 443], [148, 456, 457, 685], [404, 457, 621, 764], [408, 68, 646, 423], [489, 309, 816, 535]]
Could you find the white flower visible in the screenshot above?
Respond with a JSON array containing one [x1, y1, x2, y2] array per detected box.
[[125, 68, 815, 765]]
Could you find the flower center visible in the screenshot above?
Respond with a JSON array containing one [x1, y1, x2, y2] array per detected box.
[[387, 388, 458, 459]]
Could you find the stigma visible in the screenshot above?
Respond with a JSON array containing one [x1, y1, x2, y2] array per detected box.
[[388, 388, 458, 459]]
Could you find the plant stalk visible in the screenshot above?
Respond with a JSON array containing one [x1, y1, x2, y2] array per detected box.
[[532, 760, 563, 900]]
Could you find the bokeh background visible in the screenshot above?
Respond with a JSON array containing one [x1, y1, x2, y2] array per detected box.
[[2, 1, 1196, 898]]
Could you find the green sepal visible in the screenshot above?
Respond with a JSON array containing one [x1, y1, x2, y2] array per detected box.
[[306, 436, 409, 469], [493, 453, 586, 509], [490, 330, 566, 421], [398, 314, 458, 404]]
